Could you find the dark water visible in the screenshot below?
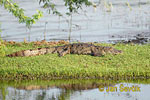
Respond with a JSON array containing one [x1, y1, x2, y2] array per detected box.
[[0, 0, 150, 42], [0, 79, 150, 100]]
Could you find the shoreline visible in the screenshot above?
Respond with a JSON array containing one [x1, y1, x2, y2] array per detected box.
[[0, 41, 150, 80]]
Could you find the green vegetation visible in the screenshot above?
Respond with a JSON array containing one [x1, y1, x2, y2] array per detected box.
[[0, 0, 93, 41], [0, 39, 6, 57], [0, 43, 149, 80], [40, 0, 92, 15], [0, 0, 43, 28], [0, 0, 92, 29]]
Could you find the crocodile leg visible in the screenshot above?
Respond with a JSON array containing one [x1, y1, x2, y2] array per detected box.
[[58, 47, 70, 57]]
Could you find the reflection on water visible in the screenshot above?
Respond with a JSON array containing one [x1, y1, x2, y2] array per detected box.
[[0, 79, 150, 100], [0, 0, 150, 42]]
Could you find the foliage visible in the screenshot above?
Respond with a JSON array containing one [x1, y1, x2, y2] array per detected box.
[[40, 0, 62, 16], [0, 0, 43, 29], [39, 0, 92, 16], [64, 0, 92, 14], [0, 43, 150, 80]]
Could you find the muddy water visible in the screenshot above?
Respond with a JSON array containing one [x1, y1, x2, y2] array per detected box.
[[0, 0, 150, 42], [0, 80, 150, 100]]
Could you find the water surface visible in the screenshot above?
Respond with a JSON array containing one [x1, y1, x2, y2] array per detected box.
[[0, 79, 150, 100], [0, 0, 150, 42]]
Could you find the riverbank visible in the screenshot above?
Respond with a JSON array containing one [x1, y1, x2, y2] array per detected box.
[[1, 79, 150, 90], [0, 41, 150, 80]]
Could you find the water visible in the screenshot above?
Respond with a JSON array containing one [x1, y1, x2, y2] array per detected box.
[[0, 80, 150, 100], [0, 0, 150, 42]]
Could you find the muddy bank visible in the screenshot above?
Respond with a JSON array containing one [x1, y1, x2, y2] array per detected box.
[[109, 31, 150, 44]]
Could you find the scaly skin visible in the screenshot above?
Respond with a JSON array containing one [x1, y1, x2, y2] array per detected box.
[[7, 43, 122, 57]]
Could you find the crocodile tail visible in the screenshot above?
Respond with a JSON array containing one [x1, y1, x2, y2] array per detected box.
[[6, 50, 25, 57], [112, 49, 123, 54], [6, 53, 15, 57], [6, 47, 57, 57], [6, 49, 44, 57]]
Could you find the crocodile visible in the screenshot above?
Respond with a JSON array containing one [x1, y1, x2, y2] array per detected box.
[[6, 43, 122, 57]]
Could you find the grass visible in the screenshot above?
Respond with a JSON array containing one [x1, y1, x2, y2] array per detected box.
[[0, 42, 150, 80]]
